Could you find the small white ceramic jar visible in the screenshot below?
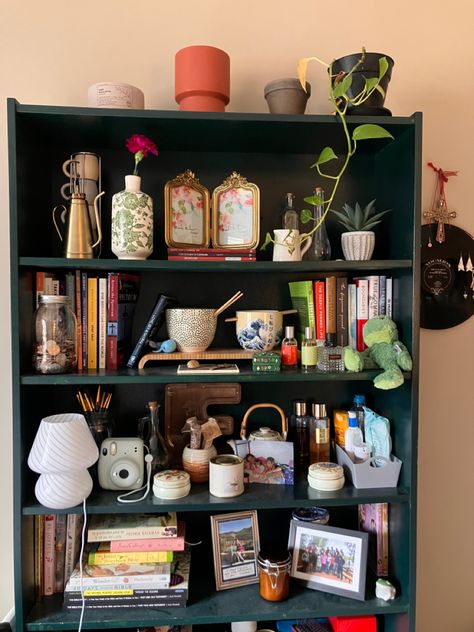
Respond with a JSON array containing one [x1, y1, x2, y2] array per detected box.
[[307, 462, 345, 491], [209, 454, 244, 498], [153, 469, 191, 500]]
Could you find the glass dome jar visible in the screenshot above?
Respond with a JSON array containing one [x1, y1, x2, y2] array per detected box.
[[33, 295, 77, 374]]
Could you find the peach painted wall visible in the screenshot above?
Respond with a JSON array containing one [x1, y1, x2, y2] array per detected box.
[[0, 0, 473, 629]]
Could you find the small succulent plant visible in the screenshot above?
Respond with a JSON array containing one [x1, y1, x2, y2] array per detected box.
[[331, 199, 391, 232]]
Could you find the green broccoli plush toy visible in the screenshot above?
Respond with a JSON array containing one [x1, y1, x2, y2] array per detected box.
[[344, 315, 412, 390]]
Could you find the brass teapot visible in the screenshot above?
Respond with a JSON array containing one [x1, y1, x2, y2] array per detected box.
[[53, 191, 104, 258]]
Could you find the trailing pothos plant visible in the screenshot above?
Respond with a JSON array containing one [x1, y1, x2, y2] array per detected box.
[[260, 48, 394, 250]]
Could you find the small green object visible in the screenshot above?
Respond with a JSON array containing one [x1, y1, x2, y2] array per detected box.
[[331, 199, 391, 232], [252, 351, 281, 372]]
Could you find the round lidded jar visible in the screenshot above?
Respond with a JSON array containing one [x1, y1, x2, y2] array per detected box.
[[153, 469, 191, 500], [33, 295, 77, 374], [257, 549, 291, 602], [292, 506, 330, 525], [307, 462, 345, 491]]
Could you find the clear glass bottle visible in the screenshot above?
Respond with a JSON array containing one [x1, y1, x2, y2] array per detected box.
[[281, 192, 299, 231], [291, 400, 310, 470], [146, 401, 171, 475], [309, 403, 330, 464], [33, 295, 77, 374], [317, 343, 345, 373], [304, 187, 331, 261], [351, 394, 366, 438], [301, 326, 318, 372], [281, 325, 298, 368]]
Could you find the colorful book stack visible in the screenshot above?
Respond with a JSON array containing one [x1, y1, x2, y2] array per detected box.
[[167, 247, 256, 261], [289, 275, 393, 352], [35, 271, 140, 370], [63, 513, 190, 610]]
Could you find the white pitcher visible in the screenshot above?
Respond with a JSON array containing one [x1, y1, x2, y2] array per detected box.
[[272, 228, 312, 261]]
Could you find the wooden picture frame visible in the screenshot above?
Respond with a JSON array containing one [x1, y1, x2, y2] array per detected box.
[[288, 520, 368, 601], [210, 510, 260, 591], [164, 170, 210, 248], [211, 171, 260, 249]]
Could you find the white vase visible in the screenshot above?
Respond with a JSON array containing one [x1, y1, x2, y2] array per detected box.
[[341, 230, 375, 260], [111, 175, 153, 260]]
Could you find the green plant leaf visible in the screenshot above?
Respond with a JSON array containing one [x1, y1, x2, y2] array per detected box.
[[355, 203, 362, 230], [367, 209, 391, 223], [364, 77, 379, 93], [352, 124, 394, 141], [379, 56, 389, 80], [363, 199, 376, 223], [304, 194, 324, 206], [361, 220, 382, 231], [300, 208, 313, 224], [337, 219, 355, 231], [333, 74, 352, 98], [312, 146, 338, 167], [260, 231, 273, 251], [374, 84, 386, 98]]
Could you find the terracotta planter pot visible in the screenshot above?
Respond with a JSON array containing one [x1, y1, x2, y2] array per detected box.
[[264, 78, 311, 114], [175, 45, 230, 112]]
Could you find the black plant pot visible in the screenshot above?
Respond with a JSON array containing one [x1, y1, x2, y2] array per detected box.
[[332, 52, 394, 115]]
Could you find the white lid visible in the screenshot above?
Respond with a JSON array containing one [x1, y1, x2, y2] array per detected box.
[[308, 462, 344, 480], [153, 469, 190, 488]]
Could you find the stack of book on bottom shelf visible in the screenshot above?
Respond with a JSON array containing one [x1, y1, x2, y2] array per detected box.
[[63, 513, 190, 610]]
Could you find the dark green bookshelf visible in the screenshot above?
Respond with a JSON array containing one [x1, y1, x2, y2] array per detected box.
[[9, 100, 421, 632]]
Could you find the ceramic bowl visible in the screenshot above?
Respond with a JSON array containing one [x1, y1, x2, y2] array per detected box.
[[182, 445, 217, 483], [234, 310, 283, 351], [166, 308, 217, 352]]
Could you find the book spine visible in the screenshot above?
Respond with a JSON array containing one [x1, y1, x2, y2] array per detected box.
[[380, 502, 389, 576], [35, 272, 45, 308], [325, 276, 337, 346], [52, 278, 60, 295], [44, 273, 55, 296], [313, 280, 326, 341], [355, 279, 369, 352], [110, 535, 185, 553], [386, 277, 393, 317], [64, 595, 187, 609], [87, 525, 178, 542], [367, 276, 380, 319], [379, 275, 387, 316], [336, 276, 348, 347], [34, 515, 44, 599], [347, 283, 357, 349], [167, 255, 256, 261], [66, 571, 171, 590], [43, 514, 56, 596], [106, 273, 118, 370], [64, 513, 84, 588], [88, 550, 173, 565], [167, 247, 256, 255], [127, 294, 171, 368], [75, 270, 82, 371], [288, 281, 316, 343], [65, 272, 76, 312], [98, 277, 107, 369], [87, 277, 98, 369], [54, 514, 67, 593], [81, 272, 88, 369]]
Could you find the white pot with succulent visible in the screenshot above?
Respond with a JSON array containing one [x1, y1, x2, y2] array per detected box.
[[331, 199, 391, 261]]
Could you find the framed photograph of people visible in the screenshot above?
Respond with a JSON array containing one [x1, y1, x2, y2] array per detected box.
[[164, 169, 210, 247], [211, 171, 260, 249], [210, 510, 260, 591], [288, 520, 368, 601]]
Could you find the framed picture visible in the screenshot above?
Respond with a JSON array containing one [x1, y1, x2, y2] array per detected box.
[[164, 170, 210, 247], [210, 510, 260, 591], [211, 171, 260, 249], [288, 521, 368, 601], [230, 439, 294, 485]]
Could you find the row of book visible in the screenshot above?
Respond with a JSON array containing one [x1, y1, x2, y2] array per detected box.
[[289, 275, 393, 351], [36, 271, 140, 370], [34, 513, 84, 597], [167, 246, 256, 261], [64, 512, 190, 610], [358, 503, 389, 577]]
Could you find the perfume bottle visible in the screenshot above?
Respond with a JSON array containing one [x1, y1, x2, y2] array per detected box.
[[304, 187, 331, 261], [317, 343, 345, 373], [309, 403, 330, 464], [281, 192, 299, 231], [301, 326, 318, 372], [290, 400, 310, 470], [281, 325, 298, 368]]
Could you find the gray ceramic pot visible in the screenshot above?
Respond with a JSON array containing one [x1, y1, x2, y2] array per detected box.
[[264, 78, 311, 114]]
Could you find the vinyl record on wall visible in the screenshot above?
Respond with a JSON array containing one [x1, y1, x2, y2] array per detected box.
[[421, 223, 474, 329]]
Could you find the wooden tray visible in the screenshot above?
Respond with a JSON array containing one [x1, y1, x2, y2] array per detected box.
[[138, 348, 254, 369]]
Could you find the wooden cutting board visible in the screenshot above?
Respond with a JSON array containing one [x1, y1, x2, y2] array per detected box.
[[164, 383, 241, 466]]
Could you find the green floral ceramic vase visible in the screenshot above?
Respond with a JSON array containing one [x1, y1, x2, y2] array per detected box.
[[111, 175, 153, 259]]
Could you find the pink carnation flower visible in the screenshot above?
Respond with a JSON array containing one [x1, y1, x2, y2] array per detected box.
[[126, 134, 158, 175]]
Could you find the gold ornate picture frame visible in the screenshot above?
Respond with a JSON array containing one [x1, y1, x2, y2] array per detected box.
[[164, 170, 210, 248], [211, 171, 260, 249]]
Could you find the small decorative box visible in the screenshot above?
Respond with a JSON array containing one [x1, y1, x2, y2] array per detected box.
[[307, 462, 345, 492], [153, 469, 191, 500], [252, 351, 281, 372]]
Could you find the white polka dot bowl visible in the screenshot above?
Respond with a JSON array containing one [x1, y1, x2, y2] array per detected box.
[[166, 308, 217, 352]]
